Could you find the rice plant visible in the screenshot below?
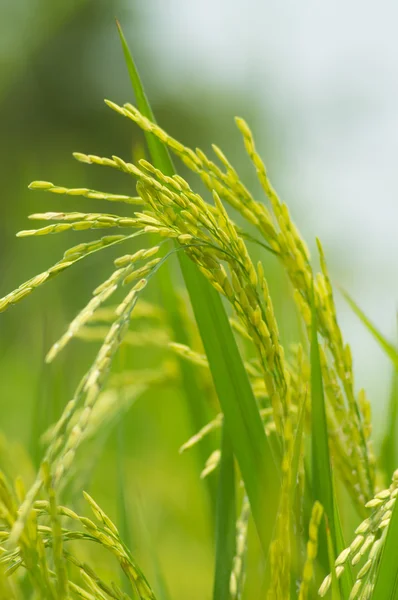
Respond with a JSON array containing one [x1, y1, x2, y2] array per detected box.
[[0, 22, 397, 600]]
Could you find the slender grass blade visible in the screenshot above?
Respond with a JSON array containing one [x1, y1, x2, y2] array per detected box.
[[115, 22, 280, 561], [181, 254, 280, 555], [116, 19, 174, 177], [213, 425, 236, 600], [116, 18, 217, 509]]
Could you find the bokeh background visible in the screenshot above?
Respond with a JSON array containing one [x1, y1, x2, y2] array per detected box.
[[0, 1, 397, 598]]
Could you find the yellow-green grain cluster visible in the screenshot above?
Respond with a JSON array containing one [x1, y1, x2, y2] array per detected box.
[[299, 502, 324, 600], [0, 92, 393, 600], [0, 468, 157, 599], [319, 470, 398, 599]]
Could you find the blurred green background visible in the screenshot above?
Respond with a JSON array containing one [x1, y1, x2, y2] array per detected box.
[[1, 1, 397, 598]]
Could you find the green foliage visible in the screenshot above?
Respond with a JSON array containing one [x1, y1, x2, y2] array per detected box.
[[0, 23, 397, 600]]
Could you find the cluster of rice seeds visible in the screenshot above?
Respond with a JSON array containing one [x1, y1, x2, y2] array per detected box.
[[1, 96, 385, 596], [228, 129, 373, 501], [268, 412, 299, 599], [0, 473, 55, 598], [46, 244, 160, 362], [41, 462, 68, 598], [290, 342, 368, 516], [0, 228, 138, 315], [233, 118, 370, 493], [51, 276, 151, 486], [138, 182, 289, 435], [28, 180, 142, 206], [8, 263, 162, 549], [1, 468, 155, 599], [319, 469, 398, 598], [315, 240, 374, 498], [106, 98, 373, 503], [82, 492, 157, 599], [0, 172, 153, 317], [71, 121, 290, 438], [17, 211, 139, 237], [105, 101, 278, 247]]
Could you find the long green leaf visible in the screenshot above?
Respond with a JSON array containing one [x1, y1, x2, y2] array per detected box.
[[213, 425, 236, 600], [116, 20, 175, 177], [310, 283, 352, 598], [182, 255, 280, 553], [341, 289, 398, 368], [115, 22, 281, 561], [371, 500, 398, 598], [116, 19, 217, 510]]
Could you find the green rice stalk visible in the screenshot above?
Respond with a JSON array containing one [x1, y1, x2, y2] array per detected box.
[[213, 425, 236, 600]]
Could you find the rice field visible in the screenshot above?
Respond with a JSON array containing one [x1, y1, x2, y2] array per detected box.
[[0, 23, 397, 600]]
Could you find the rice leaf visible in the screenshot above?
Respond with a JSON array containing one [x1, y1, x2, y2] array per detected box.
[[116, 18, 217, 509], [371, 497, 398, 598], [116, 20, 174, 177], [341, 289, 398, 368], [116, 22, 280, 559], [213, 425, 236, 600], [181, 254, 280, 556], [310, 282, 352, 598]]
